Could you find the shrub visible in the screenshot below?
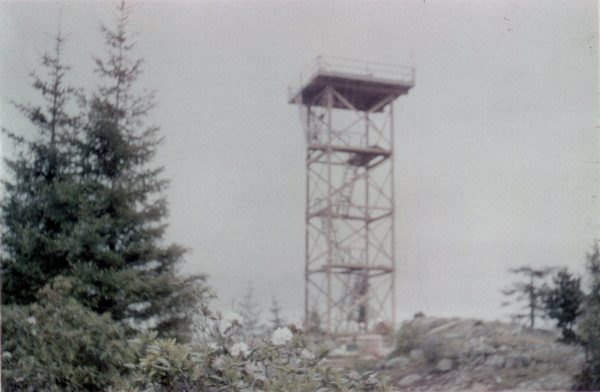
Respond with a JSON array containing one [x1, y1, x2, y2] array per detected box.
[[391, 322, 423, 356], [1, 276, 137, 391], [116, 313, 392, 391]]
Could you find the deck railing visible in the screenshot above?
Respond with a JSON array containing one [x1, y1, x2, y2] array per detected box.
[[288, 56, 414, 102]]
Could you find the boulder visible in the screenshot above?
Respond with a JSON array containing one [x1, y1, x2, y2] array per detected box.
[[537, 373, 574, 390], [468, 382, 491, 391], [409, 348, 425, 362], [504, 354, 530, 368], [465, 337, 494, 358], [436, 358, 454, 372], [398, 373, 422, 386], [515, 380, 542, 390], [384, 355, 410, 369], [484, 354, 505, 369]]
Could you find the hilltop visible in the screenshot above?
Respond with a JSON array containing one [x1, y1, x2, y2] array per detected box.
[[377, 316, 584, 391]]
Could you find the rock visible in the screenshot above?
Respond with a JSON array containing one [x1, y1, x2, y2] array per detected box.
[[497, 344, 509, 353], [484, 354, 505, 369], [384, 355, 410, 369], [538, 373, 574, 390], [410, 348, 425, 361], [516, 380, 542, 390], [398, 373, 422, 386], [452, 373, 472, 389], [329, 346, 351, 357], [504, 354, 530, 368], [436, 358, 453, 372], [465, 337, 494, 358], [411, 317, 451, 333], [468, 382, 490, 391], [381, 317, 584, 391]]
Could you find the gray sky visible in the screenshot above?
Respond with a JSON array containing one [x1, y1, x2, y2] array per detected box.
[[1, 0, 598, 324]]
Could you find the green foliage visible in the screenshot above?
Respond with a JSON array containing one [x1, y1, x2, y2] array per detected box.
[[1, 28, 83, 305], [502, 266, 553, 328], [116, 312, 391, 392], [1, 276, 137, 391], [74, 1, 208, 340], [391, 321, 423, 357], [543, 268, 584, 343], [575, 243, 600, 390]]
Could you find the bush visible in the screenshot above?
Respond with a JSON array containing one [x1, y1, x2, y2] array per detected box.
[[391, 322, 423, 357], [115, 312, 392, 391], [2, 279, 391, 392], [1, 276, 137, 391]]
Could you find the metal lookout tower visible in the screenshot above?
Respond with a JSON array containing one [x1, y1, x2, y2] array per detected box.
[[288, 56, 414, 335]]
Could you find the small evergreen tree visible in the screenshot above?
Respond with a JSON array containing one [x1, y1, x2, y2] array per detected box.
[[269, 296, 284, 330], [306, 308, 322, 335], [502, 266, 553, 328], [543, 268, 584, 343], [576, 243, 600, 390], [237, 283, 261, 337]]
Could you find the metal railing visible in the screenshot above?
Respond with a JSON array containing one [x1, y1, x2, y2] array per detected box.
[[288, 56, 414, 101]]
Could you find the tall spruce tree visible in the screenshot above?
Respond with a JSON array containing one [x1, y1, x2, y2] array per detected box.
[[74, 0, 207, 339], [1, 27, 83, 305]]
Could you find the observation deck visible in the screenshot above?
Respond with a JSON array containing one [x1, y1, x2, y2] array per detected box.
[[288, 56, 414, 112]]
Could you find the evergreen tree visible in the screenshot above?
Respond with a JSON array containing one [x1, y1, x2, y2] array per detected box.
[[543, 268, 583, 343], [269, 296, 284, 330], [306, 308, 322, 335], [1, 27, 83, 305], [501, 266, 553, 328], [576, 243, 600, 390], [73, 0, 207, 339], [237, 283, 261, 337]]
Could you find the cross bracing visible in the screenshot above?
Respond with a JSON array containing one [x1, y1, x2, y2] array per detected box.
[[289, 57, 413, 335]]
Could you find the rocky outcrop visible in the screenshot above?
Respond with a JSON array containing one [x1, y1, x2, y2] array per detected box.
[[379, 316, 584, 391]]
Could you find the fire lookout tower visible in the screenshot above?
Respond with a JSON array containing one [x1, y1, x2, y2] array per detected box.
[[288, 57, 414, 334]]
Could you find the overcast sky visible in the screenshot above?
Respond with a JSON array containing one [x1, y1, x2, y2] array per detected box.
[[1, 0, 598, 324]]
